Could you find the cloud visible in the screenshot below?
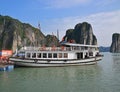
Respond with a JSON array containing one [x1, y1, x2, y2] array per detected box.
[[42, 10, 120, 46]]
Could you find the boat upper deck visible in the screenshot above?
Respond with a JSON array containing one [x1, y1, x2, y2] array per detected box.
[[19, 43, 99, 52]]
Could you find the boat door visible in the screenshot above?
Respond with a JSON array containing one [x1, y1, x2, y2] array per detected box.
[[77, 53, 83, 59]]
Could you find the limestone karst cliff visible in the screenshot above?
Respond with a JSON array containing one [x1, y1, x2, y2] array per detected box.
[[0, 15, 46, 52], [110, 33, 120, 53], [62, 22, 97, 45]]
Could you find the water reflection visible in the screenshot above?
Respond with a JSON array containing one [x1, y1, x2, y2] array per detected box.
[[9, 65, 102, 92], [112, 53, 120, 73], [112, 53, 120, 61], [15, 65, 102, 81]]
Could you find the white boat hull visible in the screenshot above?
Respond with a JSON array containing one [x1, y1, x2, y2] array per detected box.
[[10, 56, 103, 67]]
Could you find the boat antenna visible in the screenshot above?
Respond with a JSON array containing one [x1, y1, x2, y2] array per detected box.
[[38, 21, 44, 46], [38, 21, 41, 31], [57, 29, 59, 42]]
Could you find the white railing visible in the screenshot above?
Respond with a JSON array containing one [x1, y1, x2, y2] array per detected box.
[[19, 46, 99, 52]]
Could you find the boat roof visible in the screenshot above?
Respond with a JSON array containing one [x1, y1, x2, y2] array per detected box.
[[61, 43, 98, 47]]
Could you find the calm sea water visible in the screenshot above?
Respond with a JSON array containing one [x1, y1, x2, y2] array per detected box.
[[0, 52, 120, 92]]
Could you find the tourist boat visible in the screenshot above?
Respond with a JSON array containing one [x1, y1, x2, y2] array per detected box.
[[9, 42, 103, 67]]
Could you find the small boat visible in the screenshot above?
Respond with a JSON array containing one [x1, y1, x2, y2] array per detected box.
[[9, 42, 103, 67], [0, 65, 14, 71]]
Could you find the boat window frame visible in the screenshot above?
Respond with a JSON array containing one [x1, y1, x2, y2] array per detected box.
[[89, 52, 93, 56], [37, 53, 41, 58], [32, 53, 36, 58], [64, 53, 68, 58], [26, 53, 31, 58], [48, 53, 52, 58], [53, 53, 57, 58], [43, 53, 47, 58], [59, 53, 62, 58]]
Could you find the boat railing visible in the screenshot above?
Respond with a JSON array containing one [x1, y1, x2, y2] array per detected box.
[[20, 46, 40, 51], [19, 46, 99, 52]]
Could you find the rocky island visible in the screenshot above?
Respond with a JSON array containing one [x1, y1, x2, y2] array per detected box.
[[110, 33, 120, 53], [62, 22, 97, 45]]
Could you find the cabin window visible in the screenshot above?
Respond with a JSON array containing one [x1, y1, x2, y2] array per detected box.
[[64, 53, 68, 58], [77, 53, 83, 59], [37, 53, 41, 58], [89, 52, 93, 56], [43, 53, 47, 58], [17, 52, 25, 58], [53, 53, 57, 58], [59, 53, 62, 58], [48, 53, 52, 58], [26, 53, 30, 58], [32, 53, 36, 58]]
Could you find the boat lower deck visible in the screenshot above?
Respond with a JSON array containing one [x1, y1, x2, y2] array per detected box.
[[10, 56, 103, 67]]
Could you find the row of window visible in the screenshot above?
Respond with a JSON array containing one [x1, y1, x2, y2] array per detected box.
[[26, 53, 68, 59]]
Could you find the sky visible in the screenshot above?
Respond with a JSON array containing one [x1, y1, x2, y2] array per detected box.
[[0, 0, 120, 46]]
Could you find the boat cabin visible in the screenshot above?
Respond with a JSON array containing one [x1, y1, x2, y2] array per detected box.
[[16, 43, 100, 60]]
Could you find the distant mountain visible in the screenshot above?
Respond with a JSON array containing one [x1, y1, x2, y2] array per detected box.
[[62, 22, 97, 45], [99, 46, 110, 52], [0, 15, 59, 52], [110, 33, 120, 53]]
